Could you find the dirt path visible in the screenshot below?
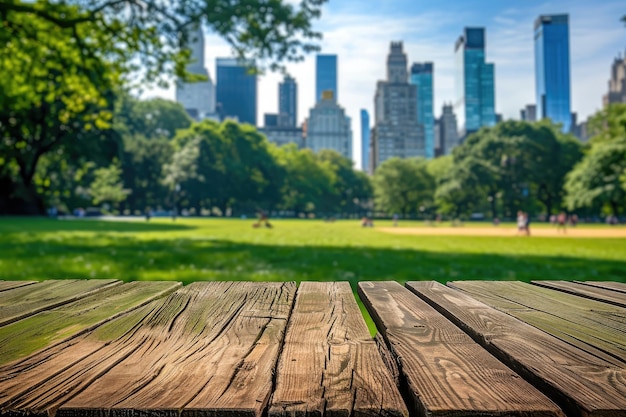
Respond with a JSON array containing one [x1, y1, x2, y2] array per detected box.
[[378, 226, 626, 238]]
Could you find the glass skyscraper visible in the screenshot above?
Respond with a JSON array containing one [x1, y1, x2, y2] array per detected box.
[[534, 14, 571, 132], [279, 75, 297, 127], [316, 54, 337, 102], [215, 58, 257, 125], [360, 109, 369, 172], [454, 28, 496, 138], [410, 63, 434, 159]]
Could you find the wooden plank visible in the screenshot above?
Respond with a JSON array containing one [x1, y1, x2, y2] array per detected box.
[[0, 279, 120, 327], [407, 281, 626, 417], [0, 281, 37, 292], [358, 281, 563, 417], [449, 281, 626, 364], [0, 281, 181, 365], [576, 281, 626, 294], [532, 281, 626, 308], [0, 281, 296, 417], [270, 282, 408, 417]]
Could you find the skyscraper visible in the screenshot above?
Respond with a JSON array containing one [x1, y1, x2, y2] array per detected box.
[[370, 42, 424, 173], [305, 91, 352, 160], [360, 109, 370, 172], [175, 26, 216, 120], [603, 50, 626, 106], [437, 104, 459, 156], [534, 14, 571, 132], [410, 63, 434, 159], [216, 58, 257, 125], [316, 55, 338, 102], [279, 75, 298, 127], [520, 104, 537, 122], [454, 27, 496, 139]]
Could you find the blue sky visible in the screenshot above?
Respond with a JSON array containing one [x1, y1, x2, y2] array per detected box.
[[147, 0, 626, 168]]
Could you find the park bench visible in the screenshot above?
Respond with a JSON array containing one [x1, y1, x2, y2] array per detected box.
[[0, 279, 624, 417]]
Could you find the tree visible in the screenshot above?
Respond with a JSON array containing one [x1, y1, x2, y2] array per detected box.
[[317, 150, 373, 216], [273, 145, 335, 216], [373, 158, 435, 217], [1, 0, 328, 83], [565, 141, 626, 216], [565, 104, 626, 216], [89, 163, 131, 210], [1, 0, 327, 213], [114, 96, 192, 140], [0, 5, 119, 213]]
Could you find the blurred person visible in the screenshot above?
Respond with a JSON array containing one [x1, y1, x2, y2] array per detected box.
[[517, 211, 525, 235], [524, 212, 531, 236], [392, 213, 399, 227], [557, 212, 567, 233]]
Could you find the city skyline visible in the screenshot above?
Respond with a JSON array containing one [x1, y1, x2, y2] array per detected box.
[[146, 0, 625, 168]]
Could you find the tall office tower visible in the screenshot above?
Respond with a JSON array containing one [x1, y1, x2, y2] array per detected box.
[[410, 63, 435, 159], [360, 109, 370, 172], [437, 103, 459, 155], [603, 50, 626, 106], [316, 54, 338, 102], [534, 14, 571, 132], [279, 75, 298, 127], [216, 58, 257, 125], [370, 42, 424, 173], [520, 104, 537, 121], [175, 26, 216, 120], [305, 91, 352, 160], [454, 27, 496, 139]]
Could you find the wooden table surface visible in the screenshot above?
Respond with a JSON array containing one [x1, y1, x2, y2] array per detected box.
[[0, 279, 624, 417]]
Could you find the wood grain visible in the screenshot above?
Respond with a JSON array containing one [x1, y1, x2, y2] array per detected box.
[[532, 281, 626, 308], [358, 281, 563, 417], [0, 281, 36, 292], [408, 281, 626, 417], [270, 282, 407, 417], [0, 279, 120, 327], [575, 281, 626, 294], [0, 281, 181, 365], [0, 282, 296, 417], [449, 281, 626, 364]]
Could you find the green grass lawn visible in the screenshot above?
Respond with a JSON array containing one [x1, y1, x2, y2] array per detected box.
[[1, 217, 625, 333]]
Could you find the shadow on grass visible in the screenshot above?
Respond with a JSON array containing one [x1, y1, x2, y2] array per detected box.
[[3, 237, 626, 285], [1, 218, 196, 233]]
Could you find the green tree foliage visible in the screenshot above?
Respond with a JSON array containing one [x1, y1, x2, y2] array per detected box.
[[115, 96, 192, 140], [373, 158, 435, 216], [89, 163, 131, 209], [1, 0, 327, 214], [317, 150, 373, 215], [272, 145, 335, 215], [0, 4, 119, 213], [0, 0, 328, 84], [437, 121, 582, 219], [565, 104, 626, 216]]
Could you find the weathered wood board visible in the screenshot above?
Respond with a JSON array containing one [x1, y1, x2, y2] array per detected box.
[[0, 279, 120, 327], [0, 282, 295, 417], [408, 281, 626, 417], [0, 281, 181, 365], [0, 281, 36, 292], [270, 281, 407, 417], [449, 281, 626, 364], [358, 281, 564, 417], [575, 280, 626, 294], [532, 280, 626, 308]]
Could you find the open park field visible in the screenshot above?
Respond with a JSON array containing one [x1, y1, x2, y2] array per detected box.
[[1, 217, 625, 333], [1, 217, 625, 284]]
